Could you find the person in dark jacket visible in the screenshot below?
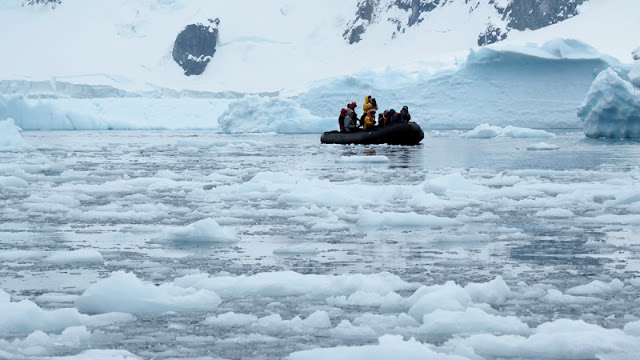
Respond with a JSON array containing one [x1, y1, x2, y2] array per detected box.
[[389, 109, 401, 125], [399, 105, 411, 123]]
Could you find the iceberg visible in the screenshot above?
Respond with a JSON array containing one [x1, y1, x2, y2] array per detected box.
[[0, 39, 615, 133], [578, 68, 640, 138], [217, 95, 333, 134], [0, 118, 26, 147]]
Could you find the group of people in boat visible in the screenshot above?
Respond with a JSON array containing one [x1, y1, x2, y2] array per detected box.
[[338, 95, 412, 132]]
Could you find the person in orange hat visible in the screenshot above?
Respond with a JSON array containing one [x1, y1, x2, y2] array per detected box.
[[347, 101, 359, 127]]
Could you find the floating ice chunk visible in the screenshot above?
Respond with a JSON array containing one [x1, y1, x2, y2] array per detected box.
[[0, 176, 28, 189], [419, 308, 530, 336], [303, 310, 333, 329], [403, 278, 509, 322], [75, 271, 222, 315], [44, 249, 104, 265], [463, 123, 502, 138], [464, 276, 511, 305], [356, 208, 461, 229], [0, 118, 26, 147], [501, 126, 555, 138], [45, 349, 142, 360], [174, 271, 415, 298], [605, 188, 640, 206], [578, 68, 640, 138], [629, 278, 640, 288], [406, 281, 475, 321], [423, 172, 487, 197], [252, 311, 332, 333], [624, 320, 640, 336], [463, 124, 555, 139], [161, 218, 239, 243], [0, 289, 133, 336], [4, 326, 92, 357], [566, 279, 624, 296], [447, 319, 640, 360], [328, 320, 377, 340], [526, 142, 559, 150], [542, 289, 602, 305], [203, 312, 259, 327], [327, 290, 403, 307], [310, 214, 350, 231], [337, 155, 390, 164], [633, 46, 640, 61], [289, 334, 465, 360], [535, 208, 575, 218]]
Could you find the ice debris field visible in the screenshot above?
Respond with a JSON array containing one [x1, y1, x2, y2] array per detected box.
[[2, 128, 640, 359]]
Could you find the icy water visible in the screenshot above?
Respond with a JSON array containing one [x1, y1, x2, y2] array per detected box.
[[1, 130, 640, 359]]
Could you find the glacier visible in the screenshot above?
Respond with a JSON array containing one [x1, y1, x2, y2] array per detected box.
[[0, 39, 615, 132]]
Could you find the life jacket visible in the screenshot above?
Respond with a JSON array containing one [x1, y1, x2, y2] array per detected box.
[[364, 113, 375, 130], [338, 108, 347, 131]]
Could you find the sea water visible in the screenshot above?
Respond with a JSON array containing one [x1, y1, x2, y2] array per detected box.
[[1, 130, 639, 359]]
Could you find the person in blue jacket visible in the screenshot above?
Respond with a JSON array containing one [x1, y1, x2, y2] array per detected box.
[[399, 106, 411, 123]]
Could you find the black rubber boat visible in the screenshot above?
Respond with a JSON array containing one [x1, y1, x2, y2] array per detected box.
[[320, 122, 424, 145]]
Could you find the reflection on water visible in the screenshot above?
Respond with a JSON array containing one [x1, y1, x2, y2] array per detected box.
[[326, 131, 640, 171]]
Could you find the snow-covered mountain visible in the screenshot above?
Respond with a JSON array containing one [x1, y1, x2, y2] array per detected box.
[[0, 0, 638, 132], [344, 0, 587, 46], [1, 0, 636, 94]]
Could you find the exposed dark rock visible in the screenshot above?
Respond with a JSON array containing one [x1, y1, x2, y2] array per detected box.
[[504, 0, 586, 31], [394, 0, 439, 27], [172, 18, 220, 76], [343, 0, 378, 45], [477, 24, 508, 46], [343, 25, 367, 45], [22, 0, 61, 8], [344, 0, 588, 46]]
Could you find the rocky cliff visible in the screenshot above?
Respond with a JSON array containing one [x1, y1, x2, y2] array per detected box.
[[172, 19, 220, 76], [344, 0, 588, 46]]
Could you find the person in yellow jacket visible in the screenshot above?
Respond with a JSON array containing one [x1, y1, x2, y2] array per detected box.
[[362, 95, 378, 114], [363, 109, 377, 131]]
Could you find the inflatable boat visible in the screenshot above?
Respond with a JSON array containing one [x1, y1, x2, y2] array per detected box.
[[320, 122, 424, 145]]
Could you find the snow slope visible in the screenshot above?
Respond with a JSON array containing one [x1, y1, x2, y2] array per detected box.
[[1, 0, 638, 94]]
